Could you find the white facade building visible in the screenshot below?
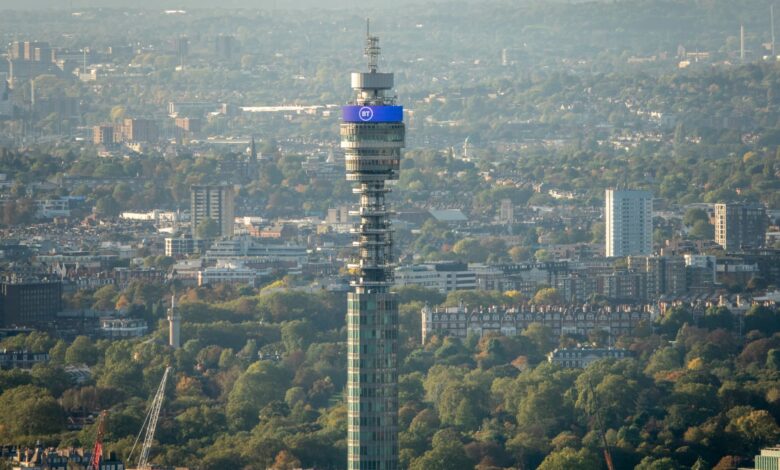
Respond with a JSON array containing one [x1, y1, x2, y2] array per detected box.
[[605, 189, 653, 257], [395, 262, 477, 293]]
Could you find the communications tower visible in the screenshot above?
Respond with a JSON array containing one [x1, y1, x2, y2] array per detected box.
[[340, 21, 404, 470], [167, 295, 180, 349]]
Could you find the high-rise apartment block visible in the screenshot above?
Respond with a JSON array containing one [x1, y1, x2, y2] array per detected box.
[[190, 185, 235, 239], [93, 125, 115, 146], [341, 25, 404, 469], [714, 202, 768, 251], [627, 255, 687, 298], [215, 34, 236, 59], [119, 118, 159, 143], [605, 189, 653, 257]]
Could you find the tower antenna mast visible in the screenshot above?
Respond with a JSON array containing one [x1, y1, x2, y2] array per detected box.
[[365, 18, 380, 73]]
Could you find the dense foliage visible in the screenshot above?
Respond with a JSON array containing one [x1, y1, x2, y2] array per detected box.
[[2, 283, 780, 469]]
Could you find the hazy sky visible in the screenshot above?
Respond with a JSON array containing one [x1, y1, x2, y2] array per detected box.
[[10, 0, 444, 9]]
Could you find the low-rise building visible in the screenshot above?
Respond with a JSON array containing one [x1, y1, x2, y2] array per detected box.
[[197, 261, 265, 286], [548, 346, 632, 368], [395, 262, 477, 293], [100, 317, 148, 339], [752, 446, 780, 469], [0, 349, 49, 369], [202, 237, 307, 264]]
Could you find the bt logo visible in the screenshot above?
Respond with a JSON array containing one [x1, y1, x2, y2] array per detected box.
[[358, 106, 374, 121]]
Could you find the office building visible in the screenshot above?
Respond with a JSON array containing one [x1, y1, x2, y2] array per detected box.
[[190, 185, 235, 239], [394, 262, 477, 293], [714, 203, 768, 251], [341, 26, 404, 469], [605, 189, 653, 257], [0, 281, 62, 327]]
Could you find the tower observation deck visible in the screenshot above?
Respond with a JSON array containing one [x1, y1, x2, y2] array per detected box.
[[340, 22, 404, 470]]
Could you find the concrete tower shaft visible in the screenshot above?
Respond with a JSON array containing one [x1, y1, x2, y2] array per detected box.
[[341, 25, 404, 470]]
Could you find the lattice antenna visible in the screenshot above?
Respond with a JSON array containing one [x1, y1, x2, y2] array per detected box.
[[365, 18, 380, 72]]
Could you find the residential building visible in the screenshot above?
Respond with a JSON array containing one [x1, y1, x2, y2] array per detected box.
[[0, 349, 49, 369], [628, 255, 687, 298], [10, 444, 125, 470], [715, 203, 768, 251], [605, 189, 653, 257], [92, 125, 114, 146], [548, 347, 632, 368], [215, 34, 236, 59], [165, 235, 196, 257], [119, 118, 159, 143], [167, 101, 215, 118], [421, 304, 652, 344], [174, 117, 201, 135], [684, 254, 717, 292], [190, 185, 235, 238], [36, 199, 71, 218]]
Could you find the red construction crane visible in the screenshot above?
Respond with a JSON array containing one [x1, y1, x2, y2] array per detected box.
[[88, 411, 108, 470]]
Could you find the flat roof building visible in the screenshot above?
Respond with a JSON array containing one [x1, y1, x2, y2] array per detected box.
[[715, 203, 768, 251], [605, 189, 653, 257]]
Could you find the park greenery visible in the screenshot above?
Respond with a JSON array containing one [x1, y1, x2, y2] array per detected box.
[[1, 282, 780, 469]]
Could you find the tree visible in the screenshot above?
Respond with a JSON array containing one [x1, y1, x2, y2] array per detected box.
[[270, 450, 302, 470], [409, 429, 475, 470], [110, 105, 126, 122], [280, 320, 315, 352], [226, 361, 292, 431], [95, 196, 121, 217], [0, 385, 65, 440], [635, 456, 684, 470], [65, 336, 98, 365], [92, 284, 119, 311], [689, 220, 715, 240], [536, 448, 601, 470], [683, 208, 710, 227], [532, 287, 562, 305], [196, 217, 220, 239], [726, 409, 780, 451], [522, 323, 554, 355]]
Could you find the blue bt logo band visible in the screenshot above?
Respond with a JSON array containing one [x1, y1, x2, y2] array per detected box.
[[342, 105, 403, 123]]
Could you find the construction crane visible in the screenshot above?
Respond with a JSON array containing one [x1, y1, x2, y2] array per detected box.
[[88, 410, 107, 470], [128, 366, 172, 470]]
